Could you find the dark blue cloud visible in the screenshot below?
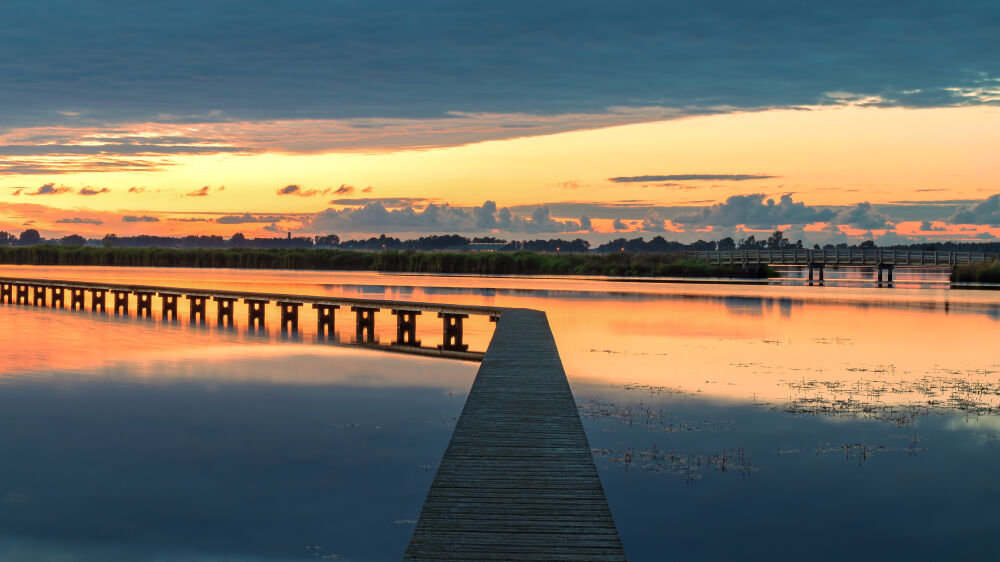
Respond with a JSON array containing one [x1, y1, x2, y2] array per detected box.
[[0, 1, 997, 126]]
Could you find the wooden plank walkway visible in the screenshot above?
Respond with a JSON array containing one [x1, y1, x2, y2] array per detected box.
[[405, 309, 626, 561]]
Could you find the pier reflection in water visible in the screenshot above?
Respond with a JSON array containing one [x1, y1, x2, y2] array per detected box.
[[2, 265, 999, 560]]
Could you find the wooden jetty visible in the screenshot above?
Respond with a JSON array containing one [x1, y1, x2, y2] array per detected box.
[[405, 308, 625, 561]]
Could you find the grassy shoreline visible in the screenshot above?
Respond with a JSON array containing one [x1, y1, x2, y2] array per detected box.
[[0, 245, 774, 279], [951, 263, 1000, 283]]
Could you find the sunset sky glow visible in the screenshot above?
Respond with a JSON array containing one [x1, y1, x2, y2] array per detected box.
[[2, 1, 999, 244]]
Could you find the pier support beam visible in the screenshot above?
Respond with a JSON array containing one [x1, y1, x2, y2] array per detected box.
[[277, 301, 302, 333], [187, 296, 207, 324], [392, 309, 421, 346], [808, 264, 814, 285], [113, 290, 130, 315], [245, 299, 268, 329], [877, 264, 894, 287], [89, 289, 106, 312], [70, 289, 86, 310], [351, 306, 379, 343], [15, 284, 29, 304], [159, 293, 179, 321], [214, 297, 235, 326], [32, 285, 46, 307], [135, 292, 154, 317], [438, 313, 469, 352], [0, 283, 12, 304], [51, 287, 65, 308], [312, 304, 339, 337]]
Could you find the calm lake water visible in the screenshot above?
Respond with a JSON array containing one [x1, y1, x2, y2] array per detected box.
[[1, 265, 999, 560]]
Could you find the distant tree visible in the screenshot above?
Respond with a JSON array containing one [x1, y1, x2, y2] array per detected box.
[[0, 231, 15, 246], [737, 235, 763, 250], [813, 244, 821, 250], [859, 240, 876, 249], [717, 237, 736, 251], [314, 234, 340, 247], [60, 234, 87, 246], [228, 232, 249, 248], [102, 233, 119, 248], [18, 229, 41, 245], [765, 230, 791, 249], [472, 236, 507, 244]]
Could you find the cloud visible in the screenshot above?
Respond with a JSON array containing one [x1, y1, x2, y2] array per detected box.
[[640, 210, 666, 232], [950, 194, 1000, 225], [55, 217, 103, 225], [122, 215, 160, 223], [216, 213, 291, 224], [609, 174, 777, 183], [612, 218, 628, 231], [305, 201, 586, 234], [1, 2, 997, 135], [184, 185, 224, 197], [78, 187, 110, 195], [277, 184, 333, 197], [362, 186, 373, 193], [25, 183, 71, 195], [333, 185, 354, 195], [676, 194, 834, 228], [832, 202, 891, 230], [579, 215, 592, 231], [331, 197, 433, 207]]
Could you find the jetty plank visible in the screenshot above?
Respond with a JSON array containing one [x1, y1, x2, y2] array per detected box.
[[405, 308, 625, 560]]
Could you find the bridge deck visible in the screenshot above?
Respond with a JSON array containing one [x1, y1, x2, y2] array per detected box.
[[405, 309, 625, 561]]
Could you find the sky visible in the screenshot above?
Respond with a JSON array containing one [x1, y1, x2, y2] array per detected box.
[[1, 0, 999, 245]]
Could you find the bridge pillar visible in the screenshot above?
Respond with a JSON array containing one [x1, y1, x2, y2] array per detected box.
[[351, 306, 379, 343], [90, 289, 106, 312], [32, 285, 47, 307], [51, 287, 65, 308], [439, 313, 469, 352], [392, 309, 421, 346], [312, 304, 339, 337], [159, 293, 180, 321], [0, 283, 12, 304], [277, 301, 302, 333], [808, 264, 814, 285], [817, 265, 824, 285], [15, 284, 29, 305], [187, 296, 207, 324], [113, 290, 130, 315], [214, 297, 236, 326], [245, 299, 269, 329], [877, 266, 883, 284], [70, 289, 86, 310], [135, 292, 154, 317]]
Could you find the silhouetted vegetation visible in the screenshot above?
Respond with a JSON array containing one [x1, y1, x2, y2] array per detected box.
[[952, 263, 1000, 283], [0, 245, 772, 278]]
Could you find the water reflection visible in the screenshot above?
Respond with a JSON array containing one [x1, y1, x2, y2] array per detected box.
[[3, 265, 1000, 560], [0, 343, 475, 560]]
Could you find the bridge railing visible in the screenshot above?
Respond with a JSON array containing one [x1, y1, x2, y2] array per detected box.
[[686, 250, 1000, 267]]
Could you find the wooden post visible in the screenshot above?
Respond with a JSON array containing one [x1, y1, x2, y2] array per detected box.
[[159, 293, 179, 320], [214, 297, 236, 326], [312, 304, 339, 337], [113, 290, 130, 315], [187, 296, 207, 324], [135, 292, 154, 317], [392, 309, 421, 346], [70, 289, 86, 310], [0, 283, 12, 304], [15, 285, 29, 305], [438, 313, 469, 352], [245, 299, 269, 329], [51, 287, 65, 308], [32, 285, 46, 307], [808, 265, 814, 285], [278, 301, 302, 333], [351, 306, 379, 343], [90, 289, 106, 312]]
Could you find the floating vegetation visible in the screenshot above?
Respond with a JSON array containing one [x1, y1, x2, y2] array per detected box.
[[804, 435, 925, 466], [775, 375, 1000, 426], [578, 397, 735, 434], [593, 445, 756, 482]]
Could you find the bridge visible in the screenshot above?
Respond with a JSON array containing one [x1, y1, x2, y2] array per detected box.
[[687, 249, 1000, 284], [0, 277, 626, 559]]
